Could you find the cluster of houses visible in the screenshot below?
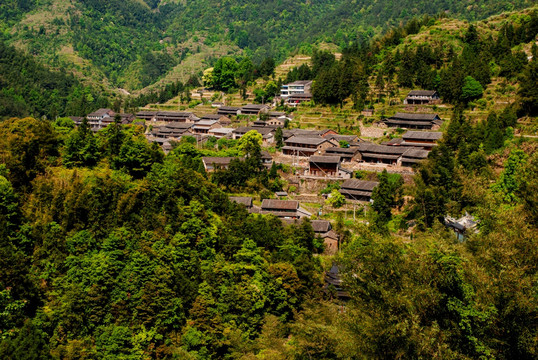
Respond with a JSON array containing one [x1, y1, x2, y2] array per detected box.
[[72, 89, 444, 174], [229, 196, 341, 254]]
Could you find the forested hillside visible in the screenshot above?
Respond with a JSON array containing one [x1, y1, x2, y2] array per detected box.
[[0, 3, 537, 359], [0, 41, 109, 118], [1, 0, 534, 90]]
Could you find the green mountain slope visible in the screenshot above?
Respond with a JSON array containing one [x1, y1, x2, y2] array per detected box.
[[1, 0, 535, 91]]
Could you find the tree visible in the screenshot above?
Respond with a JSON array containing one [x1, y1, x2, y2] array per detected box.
[[211, 57, 238, 92], [275, 127, 283, 149], [461, 76, 484, 103], [371, 170, 403, 231], [518, 56, 538, 116], [0, 117, 59, 188], [112, 135, 163, 178], [63, 118, 100, 168], [239, 130, 262, 160], [326, 189, 346, 208], [0, 176, 18, 240]]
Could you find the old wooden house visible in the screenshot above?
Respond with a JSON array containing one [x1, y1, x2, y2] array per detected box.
[[308, 155, 341, 176], [241, 104, 270, 115], [260, 199, 310, 219], [339, 179, 379, 201], [282, 136, 337, 157], [403, 90, 440, 105], [383, 112, 443, 130], [324, 147, 361, 162], [217, 106, 241, 116]]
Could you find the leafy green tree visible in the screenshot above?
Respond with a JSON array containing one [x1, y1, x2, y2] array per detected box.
[[461, 76, 484, 103], [326, 189, 346, 208], [239, 130, 262, 161], [211, 57, 238, 92], [492, 149, 528, 203], [371, 170, 403, 231]]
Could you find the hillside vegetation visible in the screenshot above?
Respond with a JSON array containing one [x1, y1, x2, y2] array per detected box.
[[1, 0, 535, 91], [0, 4, 537, 359]]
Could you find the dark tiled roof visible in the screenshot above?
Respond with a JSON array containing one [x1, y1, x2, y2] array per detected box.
[[407, 90, 438, 97], [285, 136, 328, 146], [88, 108, 114, 117], [261, 199, 299, 210], [402, 148, 429, 158], [218, 106, 240, 112], [340, 179, 379, 191], [311, 220, 331, 233], [389, 113, 440, 121], [200, 114, 223, 120], [241, 104, 268, 110], [357, 143, 408, 155], [402, 131, 443, 141], [234, 126, 275, 136], [165, 122, 194, 129], [326, 135, 359, 143], [325, 147, 360, 155], [309, 155, 341, 164], [230, 196, 253, 207]]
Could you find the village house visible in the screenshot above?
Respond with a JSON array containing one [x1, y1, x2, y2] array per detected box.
[[241, 104, 270, 115], [384, 130, 442, 150], [402, 131, 443, 149], [229, 196, 253, 210], [280, 80, 313, 98], [324, 264, 350, 300], [136, 111, 158, 121], [148, 122, 194, 140], [382, 113, 439, 130], [154, 111, 200, 123], [356, 143, 409, 165], [261, 151, 273, 168], [403, 90, 440, 105], [208, 127, 234, 139], [217, 106, 241, 116], [282, 128, 338, 140], [383, 112, 443, 130], [282, 136, 337, 157], [308, 155, 342, 177], [202, 156, 243, 172], [339, 179, 379, 202], [193, 119, 221, 134], [444, 213, 479, 241], [260, 199, 311, 219], [232, 126, 275, 145], [87, 108, 115, 122], [400, 148, 430, 167], [199, 113, 232, 126], [266, 117, 286, 127], [325, 134, 360, 144], [86, 108, 115, 131], [283, 219, 339, 255], [286, 93, 313, 106], [99, 113, 135, 129], [324, 146, 361, 162], [312, 220, 339, 255]]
